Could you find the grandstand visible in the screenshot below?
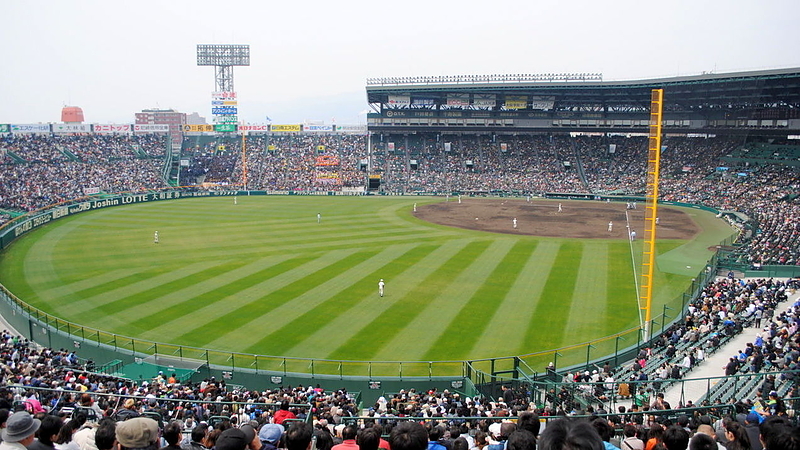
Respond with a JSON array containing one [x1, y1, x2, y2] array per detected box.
[[0, 68, 799, 439]]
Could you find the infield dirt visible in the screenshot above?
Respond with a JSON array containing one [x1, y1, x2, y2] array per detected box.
[[415, 198, 699, 239]]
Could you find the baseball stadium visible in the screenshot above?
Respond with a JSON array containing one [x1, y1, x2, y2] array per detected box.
[[0, 66, 799, 427]]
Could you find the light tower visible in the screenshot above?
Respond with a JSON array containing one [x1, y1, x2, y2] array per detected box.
[[196, 44, 250, 127], [196, 44, 250, 92]]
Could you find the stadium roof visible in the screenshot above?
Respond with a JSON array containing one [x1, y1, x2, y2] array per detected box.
[[366, 67, 800, 110]]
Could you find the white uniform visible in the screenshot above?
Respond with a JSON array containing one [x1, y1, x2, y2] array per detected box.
[[154, 231, 159, 244], [513, 218, 517, 229], [630, 230, 636, 241], [378, 279, 385, 297], [413, 203, 417, 212], [558, 203, 562, 213], [608, 221, 613, 232], [317, 213, 321, 223], [234, 196, 237, 205]]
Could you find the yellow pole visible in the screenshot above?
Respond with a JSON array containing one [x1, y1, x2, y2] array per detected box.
[[641, 89, 664, 339], [241, 127, 248, 190]]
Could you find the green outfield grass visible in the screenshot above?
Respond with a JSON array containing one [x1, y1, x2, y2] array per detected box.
[[0, 196, 736, 369]]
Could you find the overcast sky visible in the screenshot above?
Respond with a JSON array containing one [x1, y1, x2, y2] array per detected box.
[[2, 0, 798, 125]]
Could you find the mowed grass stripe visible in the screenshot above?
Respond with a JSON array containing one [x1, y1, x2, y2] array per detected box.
[[523, 241, 583, 350], [370, 240, 513, 362], [76, 259, 250, 323], [562, 242, 611, 339], [110, 254, 303, 337], [606, 242, 639, 330], [50, 260, 223, 317], [420, 239, 537, 361], [137, 252, 325, 340], [180, 250, 361, 347], [326, 239, 490, 361], [235, 243, 424, 353], [176, 249, 378, 348], [472, 241, 558, 357], [258, 244, 439, 358]]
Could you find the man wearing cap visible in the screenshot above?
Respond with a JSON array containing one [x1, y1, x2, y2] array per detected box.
[[116, 417, 159, 450], [0, 412, 41, 450], [378, 279, 385, 297], [259, 424, 282, 450]]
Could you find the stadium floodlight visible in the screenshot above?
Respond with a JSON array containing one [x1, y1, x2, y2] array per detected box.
[[197, 44, 250, 92]]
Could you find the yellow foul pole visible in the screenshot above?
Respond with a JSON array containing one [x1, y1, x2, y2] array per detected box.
[[641, 89, 664, 339], [241, 128, 248, 190]]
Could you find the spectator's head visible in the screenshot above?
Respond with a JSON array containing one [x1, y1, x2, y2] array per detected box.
[[760, 416, 793, 450], [216, 425, 258, 450], [313, 429, 333, 450], [342, 425, 358, 441], [259, 424, 283, 447], [389, 422, 428, 450], [3, 412, 41, 446], [95, 418, 117, 450], [590, 420, 614, 443], [689, 433, 717, 450], [452, 437, 470, 450], [500, 423, 517, 441], [35, 414, 63, 446], [163, 421, 183, 446], [507, 430, 537, 450], [286, 422, 314, 450], [357, 427, 381, 450], [663, 426, 690, 450], [623, 425, 638, 439], [767, 428, 800, 450], [538, 419, 603, 450], [115, 417, 159, 450], [518, 412, 540, 437], [192, 424, 209, 444]]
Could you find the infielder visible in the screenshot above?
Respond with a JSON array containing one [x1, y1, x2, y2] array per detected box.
[[608, 221, 613, 232], [378, 279, 385, 297], [513, 218, 517, 229]]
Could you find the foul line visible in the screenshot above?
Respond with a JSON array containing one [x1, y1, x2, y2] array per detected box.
[[625, 209, 645, 330]]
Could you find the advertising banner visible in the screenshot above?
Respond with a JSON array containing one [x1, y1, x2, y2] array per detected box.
[[315, 173, 341, 184], [446, 94, 470, 107], [238, 124, 269, 132], [92, 124, 131, 134], [303, 125, 333, 132], [214, 124, 237, 132], [83, 187, 101, 195], [11, 124, 50, 133], [335, 125, 367, 133], [315, 155, 339, 166], [412, 97, 435, 106], [213, 116, 238, 123], [504, 95, 527, 110], [473, 94, 496, 108], [387, 95, 411, 107], [52, 124, 92, 133], [270, 124, 301, 132], [0, 124, 9, 133], [134, 124, 169, 132], [212, 91, 237, 100], [212, 107, 238, 115], [530, 96, 555, 110], [183, 125, 214, 132]]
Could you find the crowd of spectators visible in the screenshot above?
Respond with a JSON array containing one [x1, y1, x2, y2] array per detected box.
[[2, 132, 799, 266], [0, 134, 168, 215]]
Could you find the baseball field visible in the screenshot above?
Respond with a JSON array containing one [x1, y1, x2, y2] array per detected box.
[[0, 195, 736, 374]]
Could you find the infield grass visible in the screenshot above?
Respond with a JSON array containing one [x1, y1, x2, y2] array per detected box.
[[0, 196, 735, 370]]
